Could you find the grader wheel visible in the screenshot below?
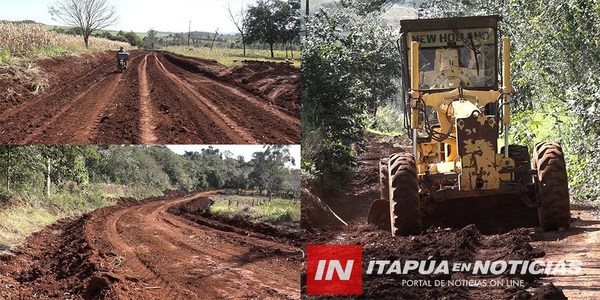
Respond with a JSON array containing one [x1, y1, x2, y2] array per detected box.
[[533, 141, 570, 231], [388, 153, 421, 236], [379, 156, 389, 200]]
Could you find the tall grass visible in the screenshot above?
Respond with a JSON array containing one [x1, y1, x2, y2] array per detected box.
[[166, 46, 300, 67], [0, 183, 163, 249], [209, 195, 300, 224], [0, 22, 130, 62]]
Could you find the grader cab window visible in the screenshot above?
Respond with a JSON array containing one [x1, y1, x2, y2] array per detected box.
[[408, 28, 497, 90]]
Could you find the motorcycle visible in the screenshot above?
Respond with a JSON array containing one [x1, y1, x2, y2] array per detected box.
[[118, 59, 127, 73]]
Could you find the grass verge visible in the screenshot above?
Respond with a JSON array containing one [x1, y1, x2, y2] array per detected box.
[[166, 46, 300, 67], [209, 194, 300, 224], [0, 184, 164, 250]]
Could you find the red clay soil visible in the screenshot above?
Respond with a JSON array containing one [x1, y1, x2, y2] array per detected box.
[[302, 132, 570, 299], [0, 51, 299, 144], [0, 190, 302, 299]]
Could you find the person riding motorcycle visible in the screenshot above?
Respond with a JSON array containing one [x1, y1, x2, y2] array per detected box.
[[115, 47, 129, 70]]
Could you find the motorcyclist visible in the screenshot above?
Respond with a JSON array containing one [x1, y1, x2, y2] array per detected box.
[[115, 46, 129, 69]]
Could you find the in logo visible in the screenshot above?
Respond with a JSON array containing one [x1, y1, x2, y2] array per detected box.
[[306, 244, 362, 295]]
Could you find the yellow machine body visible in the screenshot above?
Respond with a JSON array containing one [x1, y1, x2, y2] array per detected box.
[[404, 16, 513, 192], [368, 16, 571, 237]]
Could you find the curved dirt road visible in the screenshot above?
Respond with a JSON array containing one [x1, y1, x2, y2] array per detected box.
[[0, 51, 300, 144], [0, 191, 301, 299]]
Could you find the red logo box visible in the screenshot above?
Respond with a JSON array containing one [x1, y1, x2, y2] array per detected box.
[[306, 244, 362, 295]]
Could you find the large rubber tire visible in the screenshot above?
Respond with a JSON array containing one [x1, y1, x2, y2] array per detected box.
[[379, 154, 403, 200], [533, 141, 570, 231], [388, 153, 421, 236], [379, 157, 389, 200]]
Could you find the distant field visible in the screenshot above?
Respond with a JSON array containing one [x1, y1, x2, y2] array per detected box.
[[167, 46, 300, 67]]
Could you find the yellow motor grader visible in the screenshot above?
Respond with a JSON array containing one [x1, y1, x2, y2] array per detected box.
[[368, 15, 570, 236]]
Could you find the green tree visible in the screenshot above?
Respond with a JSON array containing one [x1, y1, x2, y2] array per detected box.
[[145, 29, 157, 49], [302, 5, 401, 191], [245, 0, 292, 58], [250, 145, 295, 199]]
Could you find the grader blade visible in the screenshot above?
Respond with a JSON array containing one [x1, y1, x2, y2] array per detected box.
[[368, 199, 390, 230]]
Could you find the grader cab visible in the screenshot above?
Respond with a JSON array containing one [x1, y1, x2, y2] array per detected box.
[[368, 15, 571, 236]]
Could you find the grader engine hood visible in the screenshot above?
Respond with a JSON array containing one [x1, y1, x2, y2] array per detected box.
[[454, 101, 499, 191]]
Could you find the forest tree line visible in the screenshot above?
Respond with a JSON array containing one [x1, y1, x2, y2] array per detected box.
[[0, 145, 299, 199]]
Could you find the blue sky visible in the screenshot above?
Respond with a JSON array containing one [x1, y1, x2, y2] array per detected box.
[[0, 0, 253, 33], [166, 145, 301, 167]]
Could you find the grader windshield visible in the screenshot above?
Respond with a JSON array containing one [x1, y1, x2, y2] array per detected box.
[[408, 28, 497, 90], [400, 16, 501, 91]]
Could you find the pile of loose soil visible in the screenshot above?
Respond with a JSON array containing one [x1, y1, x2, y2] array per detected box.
[[223, 60, 300, 114], [168, 197, 307, 247], [0, 190, 193, 299], [301, 188, 348, 231], [161, 52, 300, 115], [0, 51, 113, 112]]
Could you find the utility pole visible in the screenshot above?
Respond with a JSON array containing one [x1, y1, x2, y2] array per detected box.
[[188, 20, 191, 47], [46, 158, 51, 197], [6, 145, 10, 192], [306, 0, 309, 16]]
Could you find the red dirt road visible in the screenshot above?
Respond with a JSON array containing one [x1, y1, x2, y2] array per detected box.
[[0, 191, 301, 299], [0, 51, 300, 144], [531, 207, 600, 299]]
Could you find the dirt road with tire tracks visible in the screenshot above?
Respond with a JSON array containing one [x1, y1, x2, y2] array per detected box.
[[0, 51, 300, 144], [0, 191, 302, 299]]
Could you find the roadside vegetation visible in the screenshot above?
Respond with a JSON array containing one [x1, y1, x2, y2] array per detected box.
[[0, 22, 129, 64], [0, 21, 130, 104], [302, 0, 600, 203], [210, 194, 300, 224], [0, 145, 299, 248], [167, 46, 300, 67]]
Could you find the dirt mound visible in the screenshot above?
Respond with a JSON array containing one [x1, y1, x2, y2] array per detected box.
[[169, 197, 307, 247], [224, 60, 300, 115], [162, 52, 300, 115], [169, 196, 213, 214], [0, 216, 122, 299], [0, 52, 112, 112], [162, 52, 221, 79], [301, 188, 348, 231]]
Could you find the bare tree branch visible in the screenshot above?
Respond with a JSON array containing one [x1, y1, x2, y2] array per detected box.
[[49, 0, 118, 48], [226, 0, 248, 57]]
